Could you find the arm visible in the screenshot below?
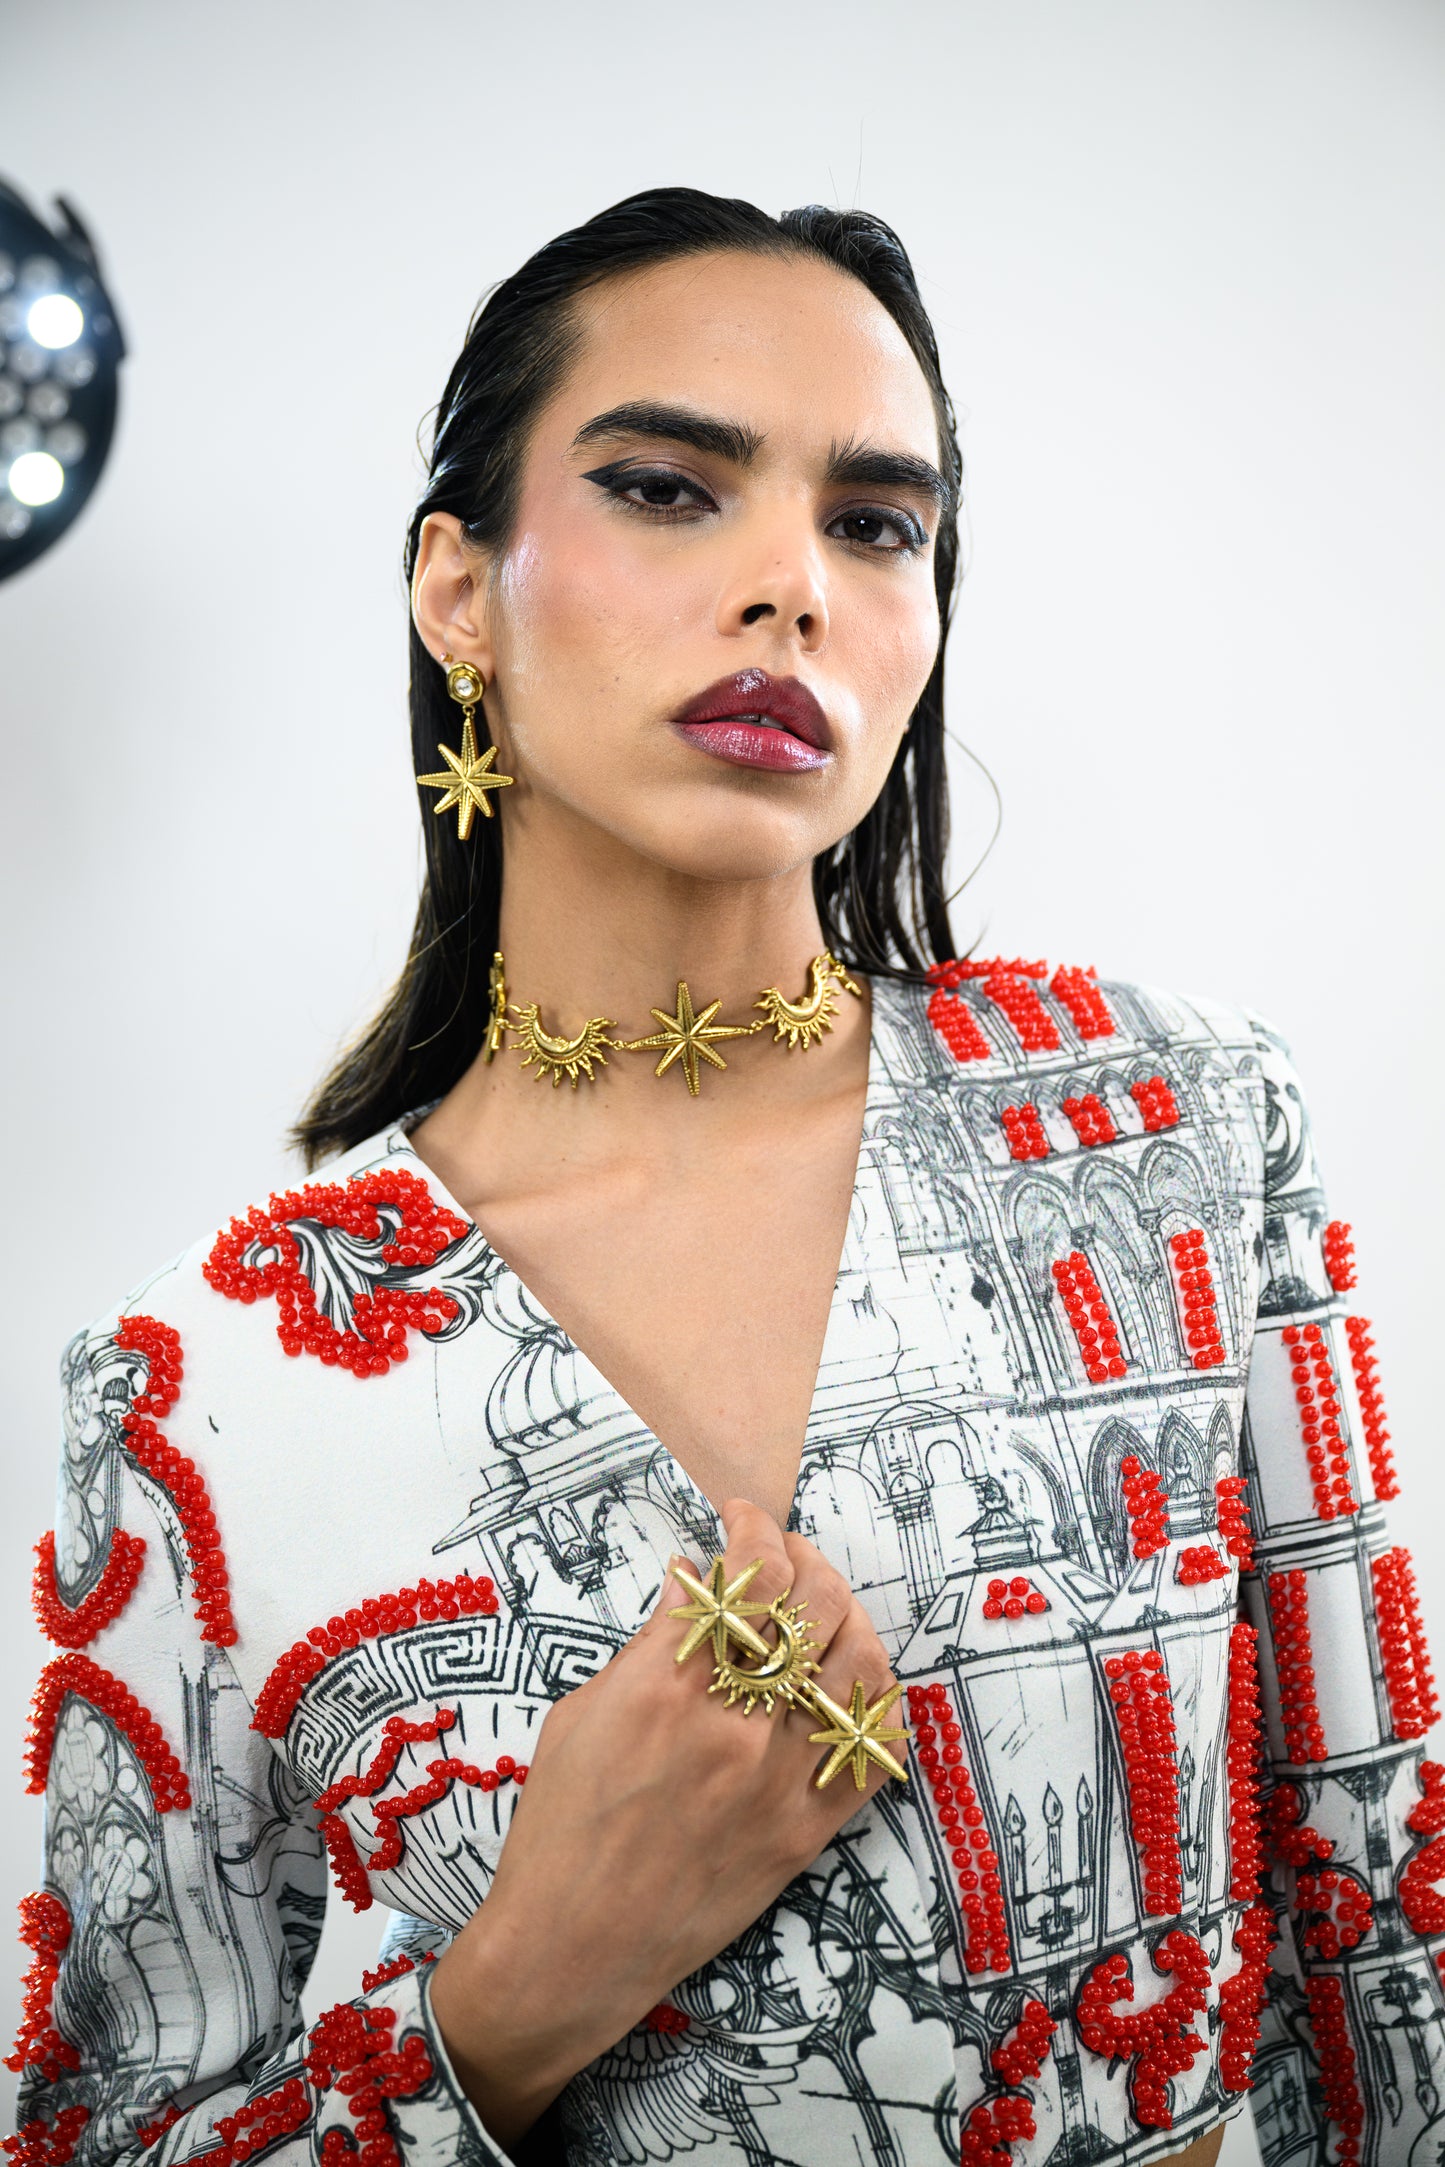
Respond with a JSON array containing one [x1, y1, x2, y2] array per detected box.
[[1240, 1018, 1445, 2167], [6, 1322, 514, 2167]]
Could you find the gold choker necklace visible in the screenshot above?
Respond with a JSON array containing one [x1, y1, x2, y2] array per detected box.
[[485, 950, 862, 1097]]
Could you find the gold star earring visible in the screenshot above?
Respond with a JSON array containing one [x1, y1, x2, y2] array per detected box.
[[416, 653, 515, 840]]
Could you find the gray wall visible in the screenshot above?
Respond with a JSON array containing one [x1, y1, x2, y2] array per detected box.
[[3, 7, 1443, 2156]]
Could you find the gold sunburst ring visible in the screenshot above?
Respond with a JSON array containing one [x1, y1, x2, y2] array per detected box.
[[511, 1003, 618, 1089], [806, 1679, 910, 1791], [709, 1597, 825, 1717], [755, 951, 864, 1051], [619, 980, 764, 1096]]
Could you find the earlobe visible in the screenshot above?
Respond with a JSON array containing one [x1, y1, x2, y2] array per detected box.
[[411, 511, 495, 677]]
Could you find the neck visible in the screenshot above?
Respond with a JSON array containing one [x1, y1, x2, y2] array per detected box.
[[497, 834, 829, 1027], [429, 802, 870, 1137]]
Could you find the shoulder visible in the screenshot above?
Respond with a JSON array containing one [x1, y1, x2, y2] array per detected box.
[[878, 952, 1281, 1080], [67, 1118, 448, 1401]]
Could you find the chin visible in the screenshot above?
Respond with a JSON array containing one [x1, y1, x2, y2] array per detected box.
[[623, 801, 848, 886]]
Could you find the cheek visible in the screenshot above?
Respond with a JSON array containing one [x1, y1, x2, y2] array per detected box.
[[498, 520, 699, 706], [846, 580, 939, 741]]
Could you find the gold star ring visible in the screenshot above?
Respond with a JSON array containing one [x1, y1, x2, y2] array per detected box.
[[806, 1680, 910, 1791], [668, 1558, 775, 1668]]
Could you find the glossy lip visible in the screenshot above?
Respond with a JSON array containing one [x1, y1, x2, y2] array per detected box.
[[669, 668, 833, 751]]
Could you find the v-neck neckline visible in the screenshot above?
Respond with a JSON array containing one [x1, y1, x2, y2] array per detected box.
[[393, 975, 890, 1544]]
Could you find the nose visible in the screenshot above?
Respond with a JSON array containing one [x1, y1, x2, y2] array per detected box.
[[716, 507, 829, 652]]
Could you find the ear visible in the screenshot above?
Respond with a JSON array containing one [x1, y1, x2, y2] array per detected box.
[[411, 512, 496, 679]]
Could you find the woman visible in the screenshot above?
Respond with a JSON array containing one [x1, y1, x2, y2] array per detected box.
[[10, 187, 1441, 2167]]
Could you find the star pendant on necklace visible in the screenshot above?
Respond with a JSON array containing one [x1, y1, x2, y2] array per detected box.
[[416, 717, 515, 840], [668, 1558, 776, 1668], [622, 980, 764, 1096], [806, 1679, 910, 1791]]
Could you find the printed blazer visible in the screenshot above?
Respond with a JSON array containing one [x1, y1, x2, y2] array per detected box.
[[9, 961, 1444, 2167]]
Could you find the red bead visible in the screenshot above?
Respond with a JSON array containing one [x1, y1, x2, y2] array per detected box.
[[1372, 1548, 1440, 1740], [1323, 1219, 1357, 1292], [30, 1528, 147, 1649]]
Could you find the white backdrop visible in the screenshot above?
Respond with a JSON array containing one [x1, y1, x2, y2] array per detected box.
[[3, 5, 1442, 2155]]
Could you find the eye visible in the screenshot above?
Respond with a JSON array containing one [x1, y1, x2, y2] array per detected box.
[[580, 461, 715, 520], [827, 506, 928, 554]]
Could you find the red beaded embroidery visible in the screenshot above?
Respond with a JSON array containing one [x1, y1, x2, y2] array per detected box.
[[990, 1999, 1056, 2086], [981, 970, 1061, 1054], [195, 2077, 312, 2167], [1120, 1456, 1169, 1558], [1053, 1254, 1126, 1382], [203, 1168, 468, 1378], [316, 1710, 527, 1909], [136, 2107, 182, 2150], [359, 1953, 433, 1995], [1295, 1864, 1373, 1958], [1168, 1230, 1225, 1369], [1217, 1904, 1277, 2092], [644, 2003, 691, 2036], [1264, 1782, 1333, 1872], [4, 1894, 77, 2083], [1282, 1325, 1357, 1521], [959, 2001, 1057, 2167], [925, 975, 993, 1063], [999, 1105, 1050, 1161], [25, 1654, 191, 1809], [1050, 966, 1114, 1041], [252, 1572, 503, 1739], [113, 1316, 237, 1646], [31, 1529, 146, 1650], [906, 1680, 1011, 1973], [1075, 1931, 1212, 2130], [982, 1576, 1049, 1621], [1103, 1651, 1183, 1916], [1266, 1571, 1326, 1763], [1401, 1761, 1445, 1935], [306, 1996, 433, 2167], [2, 2106, 90, 2166], [1176, 1545, 1227, 1586], [1215, 1477, 1254, 1570], [1304, 1976, 1363, 2160], [1225, 1622, 1264, 1902], [1323, 1220, 1357, 1293], [1130, 1076, 1180, 1132], [1343, 1319, 1399, 1500], [1062, 1093, 1117, 1147], [1372, 1548, 1440, 1740]]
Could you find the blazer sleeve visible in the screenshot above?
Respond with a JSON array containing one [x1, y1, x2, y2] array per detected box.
[[6, 1320, 514, 2167], [1240, 1016, 1445, 2167]]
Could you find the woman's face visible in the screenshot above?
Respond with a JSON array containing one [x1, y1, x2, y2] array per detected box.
[[415, 247, 947, 886]]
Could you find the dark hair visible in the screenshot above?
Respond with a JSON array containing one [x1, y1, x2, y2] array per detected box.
[[294, 185, 964, 1167]]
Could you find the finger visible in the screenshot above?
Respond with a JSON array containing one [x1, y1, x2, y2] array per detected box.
[[805, 1597, 902, 1737], [717, 1498, 795, 1623], [778, 1533, 854, 1659], [632, 1555, 699, 1645]]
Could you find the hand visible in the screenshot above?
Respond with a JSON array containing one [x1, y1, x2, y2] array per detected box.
[[427, 1497, 905, 2149]]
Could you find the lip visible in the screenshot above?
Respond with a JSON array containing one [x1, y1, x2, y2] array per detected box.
[[669, 668, 834, 773]]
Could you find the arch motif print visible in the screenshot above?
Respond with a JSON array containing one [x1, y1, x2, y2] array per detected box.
[[24, 1654, 191, 1810]]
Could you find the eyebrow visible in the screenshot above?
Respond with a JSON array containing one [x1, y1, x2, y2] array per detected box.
[[570, 401, 953, 516], [571, 401, 762, 468]]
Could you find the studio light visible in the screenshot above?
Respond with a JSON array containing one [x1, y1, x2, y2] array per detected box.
[[0, 178, 125, 583]]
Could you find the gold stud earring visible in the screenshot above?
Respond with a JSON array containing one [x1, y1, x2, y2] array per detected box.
[[415, 651, 515, 839]]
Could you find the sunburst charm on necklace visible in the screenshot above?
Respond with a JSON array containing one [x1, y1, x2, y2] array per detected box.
[[510, 1004, 618, 1089], [755, 950, 864, 1050], [416, 716, 515, 840], [620, 980, 764, 1096]]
